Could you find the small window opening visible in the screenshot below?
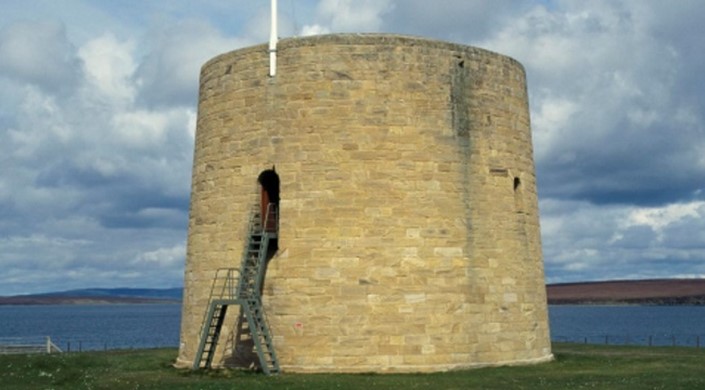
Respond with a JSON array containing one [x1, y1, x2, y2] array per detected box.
[[514, 176, 525, 216]]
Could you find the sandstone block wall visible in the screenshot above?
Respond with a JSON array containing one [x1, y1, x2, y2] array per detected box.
[[176, 34, 552, 372]]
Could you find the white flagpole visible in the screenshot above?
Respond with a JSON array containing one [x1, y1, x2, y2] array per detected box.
[[269, 0, 278, 77]]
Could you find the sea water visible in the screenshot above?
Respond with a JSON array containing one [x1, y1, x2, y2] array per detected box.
[[549, 305, 705, 346], [2, 304, 705, 351], [0, 304, 180, 351]]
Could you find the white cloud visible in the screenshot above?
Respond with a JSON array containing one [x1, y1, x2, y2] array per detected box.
[[541, 198, 705, 283], [135, 19, 251, 107], [111, 110, 170, 147], [480, 1, 705, 209], [134, 243, 186, 268], [302, 0, 393, 34], [301, 24, 330, 36], [78, 34, 136, 103], [0, 233, 88, 252], [0, 8, 198, 294], [186, 109, 197, 139], [8, 87, 71, 158], [322, 0, 393, 31], [626, 202, 705, 233], [531, 98, 578, 162], [0, 20, 80, 93]]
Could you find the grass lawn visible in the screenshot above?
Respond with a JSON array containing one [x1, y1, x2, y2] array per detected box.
[[1, 343, 705, 389]]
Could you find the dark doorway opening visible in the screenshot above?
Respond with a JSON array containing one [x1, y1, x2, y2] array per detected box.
[[258, 167, 280, 235]]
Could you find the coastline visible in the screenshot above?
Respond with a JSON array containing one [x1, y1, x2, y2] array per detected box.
[[547, 278, 705, 306], [0, 296, 181, 306]]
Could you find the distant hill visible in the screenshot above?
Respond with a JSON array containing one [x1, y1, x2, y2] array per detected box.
[[0, 287, 183, 305], [8, 280, 704, 306], [547, 279, 705, 305]]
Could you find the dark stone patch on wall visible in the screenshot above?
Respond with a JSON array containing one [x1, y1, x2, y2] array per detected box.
[[451, 56, 470, 137]]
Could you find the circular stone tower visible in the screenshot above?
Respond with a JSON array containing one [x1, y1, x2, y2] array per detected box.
[[176, 34, 552, 372]]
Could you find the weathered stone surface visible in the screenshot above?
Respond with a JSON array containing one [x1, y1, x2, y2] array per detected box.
[[176, 34, 552, 373]]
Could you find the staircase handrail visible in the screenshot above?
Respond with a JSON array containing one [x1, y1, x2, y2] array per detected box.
[[196, 268, 240, 343], [262, 202, 278, 236]]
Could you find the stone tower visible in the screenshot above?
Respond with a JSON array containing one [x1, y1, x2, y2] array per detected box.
[[176, 34, 552, 373]]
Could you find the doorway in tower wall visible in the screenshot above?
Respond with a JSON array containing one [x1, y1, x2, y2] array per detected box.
[[257, 167, 279, 243]]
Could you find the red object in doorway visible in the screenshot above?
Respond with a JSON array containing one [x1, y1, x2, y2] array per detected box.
[[260, 187, 277, 233]]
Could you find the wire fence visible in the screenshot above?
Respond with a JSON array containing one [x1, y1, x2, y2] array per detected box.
[[552, 334, 705, 348], [7, 334, 705, 356], [0, 336, 178, 354], [60, 338, 178, 352], [0, 336, 62, 354]]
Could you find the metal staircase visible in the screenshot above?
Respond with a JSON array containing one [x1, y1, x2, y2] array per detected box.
[[193, 204, 280, 375]]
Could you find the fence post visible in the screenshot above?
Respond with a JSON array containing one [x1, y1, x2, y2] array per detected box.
[[672, 335, 676, 347], [649, 335, 652, 346]]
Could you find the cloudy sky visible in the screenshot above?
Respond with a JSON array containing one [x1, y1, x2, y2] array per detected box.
[[1, 0, 704, 295]]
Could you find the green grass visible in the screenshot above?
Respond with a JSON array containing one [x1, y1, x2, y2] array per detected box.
[[2, 344, 705, 389]]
